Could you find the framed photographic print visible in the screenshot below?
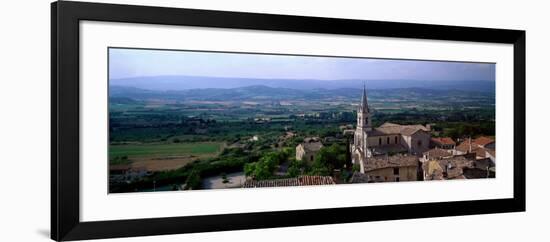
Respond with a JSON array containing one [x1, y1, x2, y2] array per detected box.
[[51, 1, 525, 241]]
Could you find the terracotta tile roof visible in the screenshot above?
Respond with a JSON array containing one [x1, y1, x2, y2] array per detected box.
[[456, 142, 491, 159], [431, 137, 456, 146], [423, 148, 453, 159], [369, 122, 429, 137], [379, 122, 401, 127], [455, 142, 468, 152], [242, 176, 335, 188], [472, 147, 488, 158], [363, 154, 418, 172], [473, 136, 495, 147], [456, 140, 479, 152], [370, 144, 408, 155], [457, 137, 495, 153], [423, 156, 475, 180]]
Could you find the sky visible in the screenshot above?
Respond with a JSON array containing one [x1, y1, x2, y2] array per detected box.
[[109, 48, 495, 82]]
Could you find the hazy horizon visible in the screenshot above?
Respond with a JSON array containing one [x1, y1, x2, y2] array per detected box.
[[109, 48, 496, 83]]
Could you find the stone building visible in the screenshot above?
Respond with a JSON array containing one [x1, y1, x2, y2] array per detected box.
[[350, 154, 419, 183], [431, 137, 456, 149], [422, 155, 494, 180], [455, 136, 496, 161], [296, 137, 323, 163], [421, 148, 453, 162], [350, 84, 431, 173]]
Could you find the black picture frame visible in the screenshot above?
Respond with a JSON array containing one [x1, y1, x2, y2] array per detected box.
[[51, 1, 526, 241]]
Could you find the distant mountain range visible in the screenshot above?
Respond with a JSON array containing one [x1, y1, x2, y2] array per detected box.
[[110, 75, 495, 93], [109, 84, 494, 103]]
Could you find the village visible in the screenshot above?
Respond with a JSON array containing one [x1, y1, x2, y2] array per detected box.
[[242, 86, 496, 188], [109, 84, 496, 192]]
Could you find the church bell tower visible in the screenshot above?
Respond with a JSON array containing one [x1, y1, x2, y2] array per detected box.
[[351, 83, 372, 173], [357, 83, 372, 131]]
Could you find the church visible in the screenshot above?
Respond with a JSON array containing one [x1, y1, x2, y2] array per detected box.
[[350, 85, 431, 174]]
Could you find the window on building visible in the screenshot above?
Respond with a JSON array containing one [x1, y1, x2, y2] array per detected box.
[[310, 155, 314, 161], [395, 177, 400, 182], [387, 137, 390, 144], [393, 168, 399, 175], [417, 140, 422, 147], [395, 136, 398, 144], [379, 137, 382, 145]]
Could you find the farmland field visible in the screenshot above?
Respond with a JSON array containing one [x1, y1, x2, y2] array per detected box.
[[109, 142, 224, 171], [108, 47, 496, 193]]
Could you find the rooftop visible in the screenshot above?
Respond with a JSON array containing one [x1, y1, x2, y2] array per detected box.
[[456, 141, 494, 159], [368, 122, 429, 137], [423, 156, 474, 180], [363, 154, 418, 172], [423, 148, 453, 159], [473, 136, 495, 147], [431, 137, 456, 146], [242, 176, 336, 188], [370, 144, 409, 155], [299, 141, 323, 152]]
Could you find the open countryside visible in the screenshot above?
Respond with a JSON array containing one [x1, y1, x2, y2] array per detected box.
[[108, 48, 496, 193]]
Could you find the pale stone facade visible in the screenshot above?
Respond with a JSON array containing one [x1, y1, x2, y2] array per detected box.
[[296, 138, 323, 163], [350, 84, 431, 174]]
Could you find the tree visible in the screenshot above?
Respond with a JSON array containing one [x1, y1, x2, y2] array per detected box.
[[309, 163, 330, 176], [287, 158, 306, 177], [311, 144, 347, 174], [243, 151, 289, 180], [185, 169, 201, 190]]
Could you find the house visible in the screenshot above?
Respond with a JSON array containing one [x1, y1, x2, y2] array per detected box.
[[455, 136, 496, 161], [422, 156, 474, 180], [296, 137, 323, 163], [473, 136, 496, 149], [421, 148, 453, 162], [431, 137, 456, 149], [463, 158, 496, 179], [350, 154, 419, 183]]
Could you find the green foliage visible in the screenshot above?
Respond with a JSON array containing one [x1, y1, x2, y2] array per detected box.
[[352, 163, 361, 173], [287, 158, 307, 177], [309, 164, 330, 176], [340, 169, 351, 183], [185, 169, 201, 190], [109, 87, 496, 192], [109, 142, 223, 157], [311, 143, 348, 172], [244, 150, 290, 180], [441, 122, 495, 140]]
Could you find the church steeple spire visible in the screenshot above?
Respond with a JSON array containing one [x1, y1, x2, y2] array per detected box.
[[360, 82, 369, 113], [356, 82, 372, 132]]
